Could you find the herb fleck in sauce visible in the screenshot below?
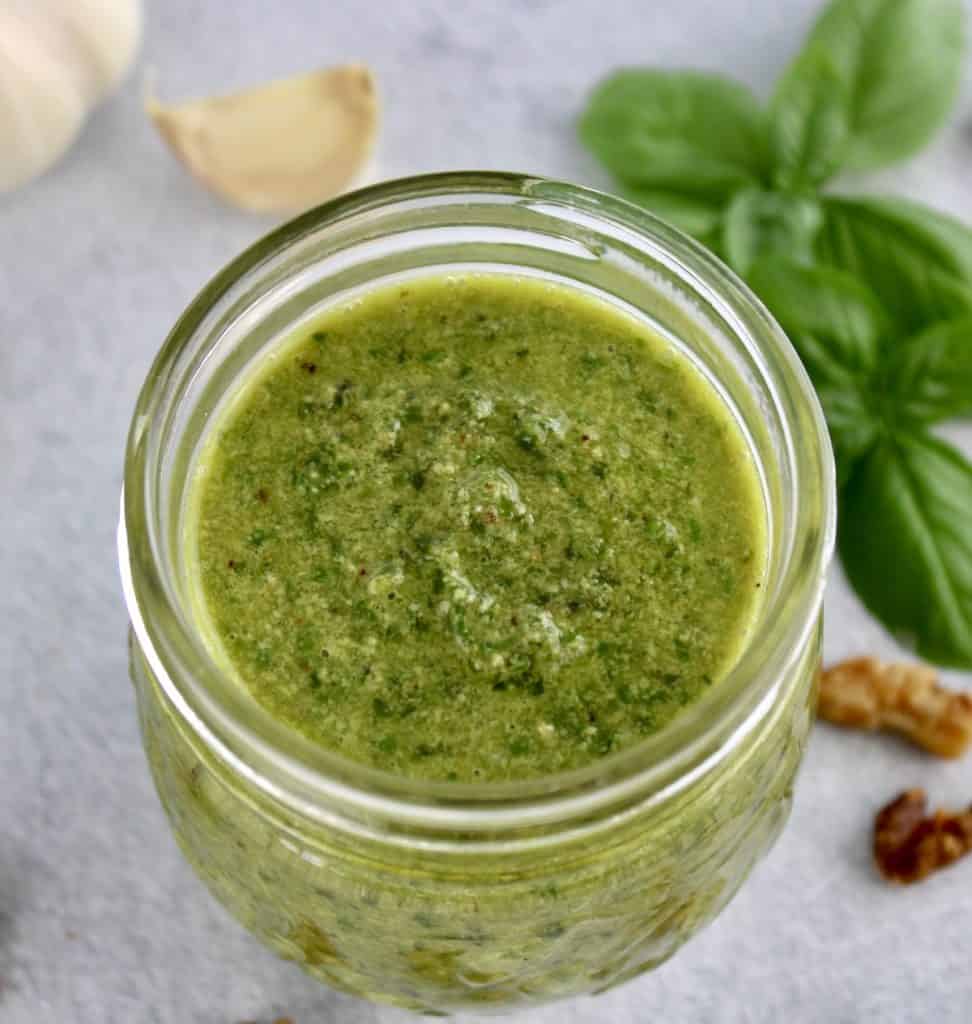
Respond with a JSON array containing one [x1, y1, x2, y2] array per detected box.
[[191, 275, 765, 781]]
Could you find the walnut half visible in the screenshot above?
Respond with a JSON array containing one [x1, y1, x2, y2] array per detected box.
[[818, 656, 972, 758], [875, 789, 972, 884]]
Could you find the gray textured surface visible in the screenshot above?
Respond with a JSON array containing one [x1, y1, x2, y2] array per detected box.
[[2, 1, 971, 1022]]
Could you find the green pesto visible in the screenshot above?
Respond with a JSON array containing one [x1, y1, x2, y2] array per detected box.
[[190, 275, 765, 781]]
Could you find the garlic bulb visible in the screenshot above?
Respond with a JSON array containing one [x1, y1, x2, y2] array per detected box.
[[0, 0, 142, 192], [147, 65, 380, 214]]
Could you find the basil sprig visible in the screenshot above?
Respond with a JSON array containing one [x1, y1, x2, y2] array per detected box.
[[579, 0, 972, 666], [755, 257, 972, 669], [580, 0, 967, 280]]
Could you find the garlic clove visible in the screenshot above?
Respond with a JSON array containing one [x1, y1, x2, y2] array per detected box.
[[147, 65, 380, 214]]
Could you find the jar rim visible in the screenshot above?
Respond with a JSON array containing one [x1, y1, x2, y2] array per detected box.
[[119, 171, 835, 840]]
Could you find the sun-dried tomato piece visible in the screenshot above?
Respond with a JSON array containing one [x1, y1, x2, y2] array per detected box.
[[874, 789, 972, 884], [818, 656, 972, 758]]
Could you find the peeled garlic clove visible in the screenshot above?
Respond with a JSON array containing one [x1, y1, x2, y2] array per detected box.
[[0, 0, 141, 193], [147, 65, 380, 214]]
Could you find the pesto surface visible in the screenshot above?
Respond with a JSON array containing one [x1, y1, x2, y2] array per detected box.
[[191, 275, 765, 781]]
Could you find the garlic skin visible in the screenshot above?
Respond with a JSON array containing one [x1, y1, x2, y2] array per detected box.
[[0, 0, 142, 193], [147, 65, 380, 214]]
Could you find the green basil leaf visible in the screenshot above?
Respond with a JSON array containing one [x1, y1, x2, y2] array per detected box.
[[620, 186, 724, 249], [723, 188, 823, 275], [840, 432, 972, 667], [748, 259, 885, 482], [770, 46, 850, 188], [883, 318, 972, 424], [817, 197, 972, 335], [747, 259, 888, 364], [814, 386, 881, 488], [579, 70, 768, 199], [800, 0, 965, 171]]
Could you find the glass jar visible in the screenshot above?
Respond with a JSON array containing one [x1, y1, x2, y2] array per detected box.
[[119, 172, 835, 1014]]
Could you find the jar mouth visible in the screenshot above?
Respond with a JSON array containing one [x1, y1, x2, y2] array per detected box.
[[120, 171, 835, 838]]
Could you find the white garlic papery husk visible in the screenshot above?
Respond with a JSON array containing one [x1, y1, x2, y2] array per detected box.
[[0, 0, 142, 192]]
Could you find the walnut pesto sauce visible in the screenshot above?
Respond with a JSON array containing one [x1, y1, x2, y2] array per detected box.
[[189, 274, 766, 782]]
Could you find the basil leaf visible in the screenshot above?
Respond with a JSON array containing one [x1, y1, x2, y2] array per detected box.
[[817, 197, 972, 335], [884, 318, 972, 425], [748, 259, 885, 481], [840, 432, 972, 667], [800, 0, 965, 171], [723, 188, 823, 275], [748, 259, 887, 366], [770, 47, 850, 188], [579, 70, 768, 199], [815, 391, 880, 488], [620, 186, 724, 249]]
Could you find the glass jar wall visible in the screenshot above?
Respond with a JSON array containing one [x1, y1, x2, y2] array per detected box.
[[119, 173, 835, 1013]]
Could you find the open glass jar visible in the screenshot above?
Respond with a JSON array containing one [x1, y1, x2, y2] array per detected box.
[[119, 172, 835, 1013]]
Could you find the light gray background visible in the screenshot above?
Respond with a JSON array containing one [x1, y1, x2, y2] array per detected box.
[[2, 2, 971, 1022]]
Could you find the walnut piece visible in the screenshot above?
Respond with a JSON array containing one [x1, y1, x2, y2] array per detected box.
[[818, 656, 972, 758], [875, 789, 972, 884]]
